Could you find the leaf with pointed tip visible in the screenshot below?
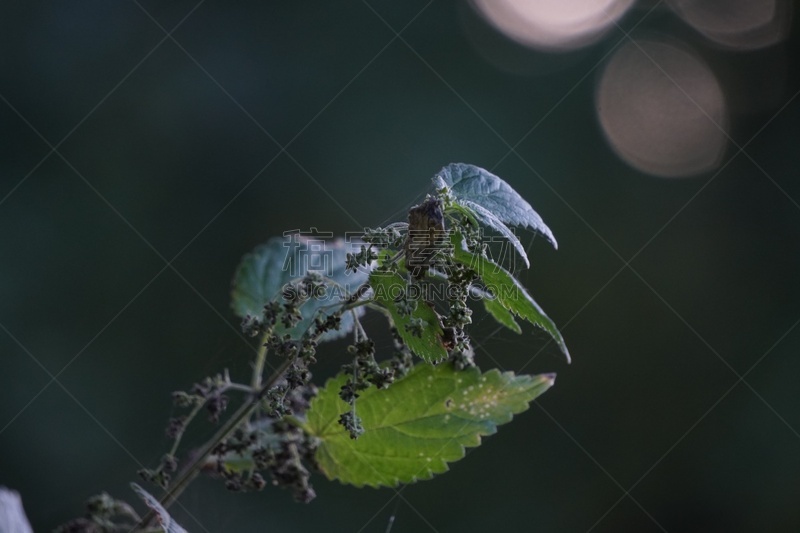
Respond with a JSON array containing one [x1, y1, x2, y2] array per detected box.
[[460, 199, 531, 269], [306, 363, 555, 487], [469, 286, 522, 334], [231, 236, 370, 342], [369, 271, 447, 363], [452, 233, 570, 362], [434, 162, 557, 249], [483, 294, 522, 334]]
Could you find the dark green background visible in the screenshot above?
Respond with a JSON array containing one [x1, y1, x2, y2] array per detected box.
[[2, 1, 799, 532]]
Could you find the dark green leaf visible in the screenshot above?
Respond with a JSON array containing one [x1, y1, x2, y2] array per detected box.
[[231, 238, 287, 320], [369, 271, 447, 363], [456, 200, 532, 268], [231, 236, 370, 341], [452, 234, 570, 362]]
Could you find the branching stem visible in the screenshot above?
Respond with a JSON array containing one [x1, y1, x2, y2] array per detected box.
[[137, 281, 374, 530], [139, 357, 295, 529]]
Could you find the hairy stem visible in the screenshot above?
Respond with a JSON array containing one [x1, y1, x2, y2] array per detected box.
[[283, 414, 312, 434], [346, 282, 372, 305], [166, 372, 254, 460], [167, 403, 204, 460], [250, 330, 271, 390], [139, 357, 295, 528], [138, 281, 374, 529]]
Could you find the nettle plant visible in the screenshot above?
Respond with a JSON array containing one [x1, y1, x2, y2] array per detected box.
[[59, 163, 570, 532]]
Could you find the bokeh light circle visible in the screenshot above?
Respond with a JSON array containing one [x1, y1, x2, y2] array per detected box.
[[668, 0, 792, 50], [596, 39, 728, 178], [470, 0, 636, 51]]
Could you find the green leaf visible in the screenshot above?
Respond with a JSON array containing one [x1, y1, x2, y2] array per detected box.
[[306, 363, 555, 487], [231, 237, 287, 319], [231, 236, 370, 342], [434, 163, 557, 249], [369, 271, 447, 363], [455, 200, 532, 269], [452, 234, 570, 362], [483, 294, 522, 334]]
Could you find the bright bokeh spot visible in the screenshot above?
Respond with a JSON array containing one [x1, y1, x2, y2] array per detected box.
[[596, 39, 728, 178], [470, 0, 636, 51], [668, 0, 792, 50]]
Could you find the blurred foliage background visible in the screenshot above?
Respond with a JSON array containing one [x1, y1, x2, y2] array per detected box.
[[1, 1, 799, 531]]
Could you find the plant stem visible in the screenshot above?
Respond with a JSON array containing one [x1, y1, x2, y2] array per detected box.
[[139, 357, 294, 529], [251, 330, 271, 390], [347, 282, 372, 304], [138, 281, 374, 530], [166, 403, 204, 459], [283, 414, 312, 434], [166, 376, 254, 460]]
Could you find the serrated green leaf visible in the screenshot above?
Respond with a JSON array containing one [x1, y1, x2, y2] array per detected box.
[[458, 199, 532, 269], [231, 238, 287, 319], [434, 163, 557, 249], [307, 363, 555, 488], [452, 234, 570, 362], [369, 271, 447, 363], [231, 236, 370, 342], [483, 295, 522, 334]]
